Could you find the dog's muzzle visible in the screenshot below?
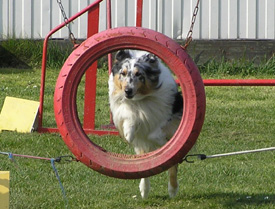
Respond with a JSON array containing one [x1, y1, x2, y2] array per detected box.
[[125, 88, 134, 99]]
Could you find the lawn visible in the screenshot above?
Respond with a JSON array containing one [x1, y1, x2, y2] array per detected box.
[[0, 56, 275, 208]]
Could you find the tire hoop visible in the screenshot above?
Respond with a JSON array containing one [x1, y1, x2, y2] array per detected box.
[[54, 27, 206, 179]]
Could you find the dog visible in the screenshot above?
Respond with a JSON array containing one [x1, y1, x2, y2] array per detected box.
[[108, 50, 183, 198]]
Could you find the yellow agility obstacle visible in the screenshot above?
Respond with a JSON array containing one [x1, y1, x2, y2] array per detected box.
[[0, 171, 10, 209], [0, 97, 39, 133]]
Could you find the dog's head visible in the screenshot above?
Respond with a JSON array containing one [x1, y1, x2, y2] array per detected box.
[[111, 50, 162, 100]]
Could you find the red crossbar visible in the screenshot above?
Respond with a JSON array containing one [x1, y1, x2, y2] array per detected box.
[[203, 79, 275, 86]]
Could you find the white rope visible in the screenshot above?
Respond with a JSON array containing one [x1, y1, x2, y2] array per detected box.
[[202, 147, 275, 160], [183, 147, 275, 163]]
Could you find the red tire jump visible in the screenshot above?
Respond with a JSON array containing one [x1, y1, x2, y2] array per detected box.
[[54, 27, 206, 179]]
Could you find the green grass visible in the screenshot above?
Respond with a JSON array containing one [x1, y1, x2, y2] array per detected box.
[[200, 56, 275, 76], [1, 56, 275, 208]]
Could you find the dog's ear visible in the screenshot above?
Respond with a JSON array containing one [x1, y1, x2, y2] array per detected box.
[[115, 50, 131, 62], [146, 53, 158, 64], [139, 53, 158, 66], [112, 50, 131, 75]]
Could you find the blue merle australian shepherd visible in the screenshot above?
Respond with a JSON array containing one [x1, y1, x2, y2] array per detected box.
[[108, 50, 183, 198]]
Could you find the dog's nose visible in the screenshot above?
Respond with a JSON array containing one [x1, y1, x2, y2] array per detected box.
[[125, 88, 133, 98]]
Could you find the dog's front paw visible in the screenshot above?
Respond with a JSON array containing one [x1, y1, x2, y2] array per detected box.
[[123, 123, 135, 143], [168, 181, 179, 198], [139, 178, 150, 199], [124, 131, 134, 143]]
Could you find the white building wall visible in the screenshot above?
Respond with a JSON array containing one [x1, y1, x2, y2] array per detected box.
[[0, 0, 274, 40]]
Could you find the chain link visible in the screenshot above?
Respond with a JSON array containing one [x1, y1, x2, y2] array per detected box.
[[182, 0, 200, 50], [56, 0, 78, 47]]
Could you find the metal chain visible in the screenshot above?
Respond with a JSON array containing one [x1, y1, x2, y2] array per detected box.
[[56, 0, 198, 49], [182, 0, 200, 50], [56, 0, 78, 47]]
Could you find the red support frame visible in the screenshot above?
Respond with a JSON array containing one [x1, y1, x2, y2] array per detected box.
[[38, 0, 112, 134], [38, 0, 275, 134]]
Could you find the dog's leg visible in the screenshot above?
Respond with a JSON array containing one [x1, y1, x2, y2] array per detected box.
[[123, 120, 135, 143], [139, 178, 150, 199], [168, 164, 179, 198], [135, 149, 150, 199]]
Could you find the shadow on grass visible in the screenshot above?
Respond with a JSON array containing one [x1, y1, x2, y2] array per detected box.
[[190, 192, 274, 208], [0, 45, 31, 69], [141, 192, 274, 208]]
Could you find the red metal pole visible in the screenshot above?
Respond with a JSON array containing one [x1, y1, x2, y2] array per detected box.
[[83, 5, 100, 131], [38, 40, 48, 130], [106, 0, 115, 126], [136, 0, 143, 27], [107, 0, 112, 30], [107, 0, 113, 74]]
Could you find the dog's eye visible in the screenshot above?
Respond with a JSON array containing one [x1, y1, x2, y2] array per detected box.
[[120, 71, 127, 76], [135, 72, 141, 77]]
